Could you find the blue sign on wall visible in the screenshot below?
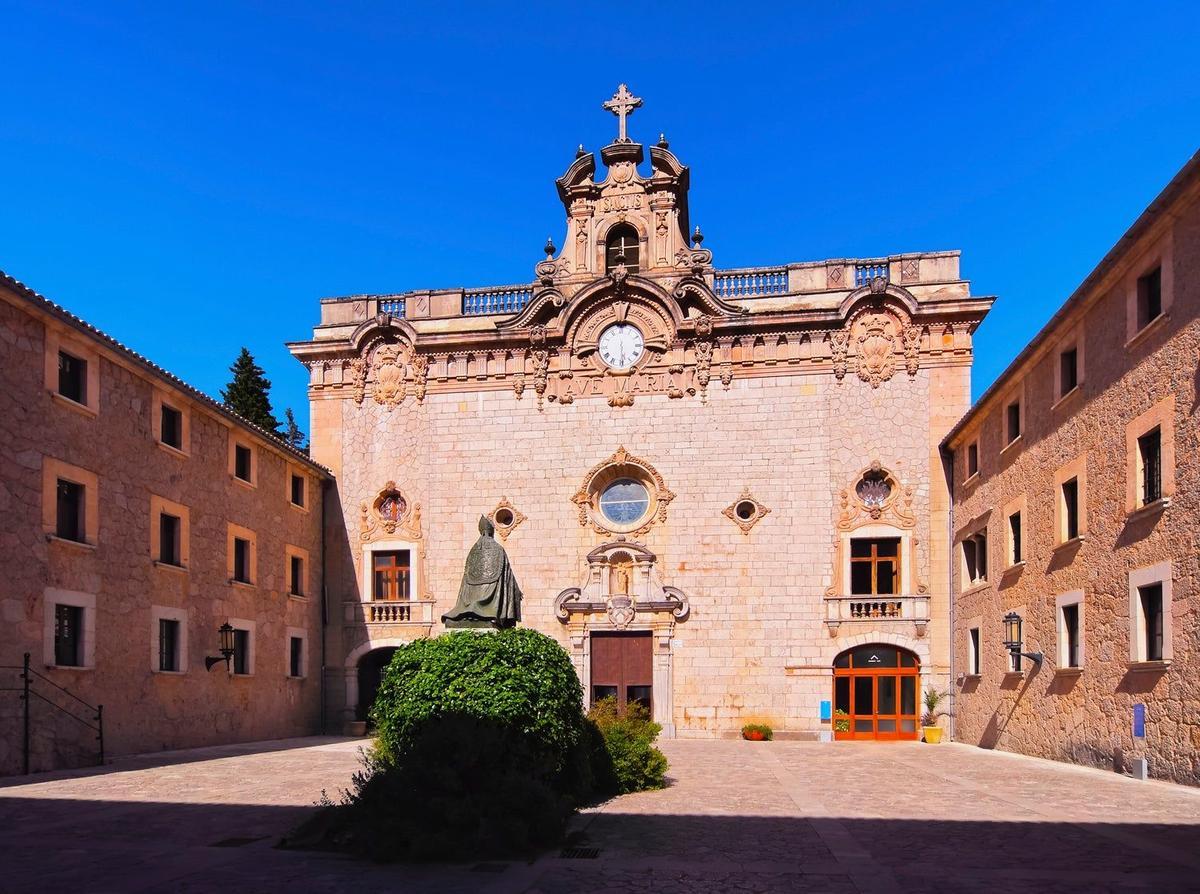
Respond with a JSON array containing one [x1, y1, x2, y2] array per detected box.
[[820, 699, 832, 722], [1133, 703, 1146, 739]]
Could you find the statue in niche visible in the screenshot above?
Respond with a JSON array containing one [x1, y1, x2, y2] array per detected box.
[[610, 553, 633, 596], [442, 516, 523, 629]]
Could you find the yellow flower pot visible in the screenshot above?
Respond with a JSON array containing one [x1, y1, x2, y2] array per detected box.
[[923, 727, 943, 744]]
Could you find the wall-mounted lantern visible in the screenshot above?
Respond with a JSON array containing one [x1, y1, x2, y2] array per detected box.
[[1001, 611, 1043, 668], [204, 623, 236, 671]]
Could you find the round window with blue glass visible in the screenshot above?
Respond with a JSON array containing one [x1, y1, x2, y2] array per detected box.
[[598, 479, 650, 525]]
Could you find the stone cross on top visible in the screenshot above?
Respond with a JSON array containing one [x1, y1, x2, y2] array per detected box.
[[603, 83, 643, 143]]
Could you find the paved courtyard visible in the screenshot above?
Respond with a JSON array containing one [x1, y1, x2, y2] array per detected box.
[[2, 737, 1200, 893]]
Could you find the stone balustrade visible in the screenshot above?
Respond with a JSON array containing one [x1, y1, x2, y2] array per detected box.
[[854, 262, 890, 287], [315, 252, 961, 327], [712, 267, 789, 298], [344, 600, 436, 626], [378, 298, 406, 318], [462, 286, 533, 316], [823, 594, 930, 631]]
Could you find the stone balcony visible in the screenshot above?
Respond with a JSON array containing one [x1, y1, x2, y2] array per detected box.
[[823, 594, 931, 637], [343, 599, 437, 630]]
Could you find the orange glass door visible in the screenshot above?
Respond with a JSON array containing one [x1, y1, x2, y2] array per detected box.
[[833, 645, 919, 741]]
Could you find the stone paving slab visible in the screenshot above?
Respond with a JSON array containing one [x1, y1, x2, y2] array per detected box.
[[2, 736, 1200, 892]]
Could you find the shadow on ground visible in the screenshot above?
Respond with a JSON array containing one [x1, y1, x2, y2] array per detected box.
[[2, 797, 1199, 893]]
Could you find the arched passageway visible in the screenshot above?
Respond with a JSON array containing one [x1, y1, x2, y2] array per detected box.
[[355, 647, 397, 723]]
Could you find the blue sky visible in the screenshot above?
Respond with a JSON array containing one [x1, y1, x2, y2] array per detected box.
[[3, 2, 1198, 431]]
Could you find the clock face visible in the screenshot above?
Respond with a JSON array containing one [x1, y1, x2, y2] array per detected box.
[[598, 323, 645, 370]]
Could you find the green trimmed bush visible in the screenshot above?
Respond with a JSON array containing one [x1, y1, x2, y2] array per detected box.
[[290, 629, 600, 862], [588, 697, 668, 794]]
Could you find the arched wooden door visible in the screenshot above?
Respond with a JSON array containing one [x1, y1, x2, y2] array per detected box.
[[832, 645, 919, 741]]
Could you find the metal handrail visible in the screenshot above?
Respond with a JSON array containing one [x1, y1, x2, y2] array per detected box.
[[2, 653, 104, 774]]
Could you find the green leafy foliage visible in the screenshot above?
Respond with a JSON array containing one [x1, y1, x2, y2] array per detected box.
[[220, 347, 280, 435], [741, 722, 773, 741], [291, 629, 599, 862], [587, 697, 668, 794], [371, 629, 585, 773], [283, 407, 307, 452]]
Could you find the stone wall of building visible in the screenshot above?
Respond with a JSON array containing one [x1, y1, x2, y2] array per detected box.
[[317, 357, 967, 737], [0, 283, 326, 775], [947, 168, 1200, 784]]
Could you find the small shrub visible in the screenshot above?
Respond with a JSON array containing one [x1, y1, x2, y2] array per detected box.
[[288, 629, 596, 861], [833, 709, 850, 732], [741, 723, 773, 741], [588, 697, 668, 794]]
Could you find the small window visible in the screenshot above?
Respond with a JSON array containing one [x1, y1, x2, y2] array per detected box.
[[1062, 604, 1081, 669], [158, 618, 180, 672], [1062, 477, 1080, 541], [56, 479, 86, 542], [850, 537, 899, 595], [966, 442, 979, 478], [1137, 427, 1162, 505], [289, 555, 304, 597], [232, 628, 250, 675], [54, 604, 83, 667], [1008, 511, 1023, 565], [234, 444, 253, 483], [968, 627, 981, 675], [1006, 401, 1021, 444], [290, 473, 306, 508], [604, 224, 640, 274], [1059, 347, 1078, 395], [372, 550, 411, 600], [289, 636, 304, 678], [160, 404, 183, 450], [1138, 583, 1164, 661], [963, 531, 988, 585], [233, 537, 251, 584], [58, 350, 87, 404], [1136, 266, 1162, 330], [159, 513, 182, 566]]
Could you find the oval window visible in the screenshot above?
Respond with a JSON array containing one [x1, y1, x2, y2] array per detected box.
[[598, 479, 650, 525]]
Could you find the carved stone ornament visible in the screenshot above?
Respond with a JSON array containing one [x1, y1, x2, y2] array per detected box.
[[489, 496, 527, 542], [902, 324, 923, 377], [360, 482, 425, 548], [900, 257, 920, 283], [830, 329, 850, 381], [572, 446, 676, 538], [852, 308, 900, 388], [835, 462, 915, 531], [349, 356, 368, 405], [371, 343, 408, 409], [553, 539, 690, 629], [723, 489, 771, 535], [411, 354, 430, 403], [530, 325, 550, 410]]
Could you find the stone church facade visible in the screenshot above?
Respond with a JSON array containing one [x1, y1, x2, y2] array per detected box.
[[290, 87, 992, 739]]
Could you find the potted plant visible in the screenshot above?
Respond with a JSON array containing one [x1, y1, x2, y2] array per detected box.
[[833, 709, 850, 733], [922, 687, 950, 743], [741, 722, 773, 741]]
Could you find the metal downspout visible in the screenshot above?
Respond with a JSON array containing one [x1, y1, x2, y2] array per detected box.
[[319, 477, 328, 735], [943, 444, 956, 741]]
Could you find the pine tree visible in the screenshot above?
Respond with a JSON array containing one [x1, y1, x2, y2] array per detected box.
[[283, 407, 308, 453], [221, 348, 280, 435]]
